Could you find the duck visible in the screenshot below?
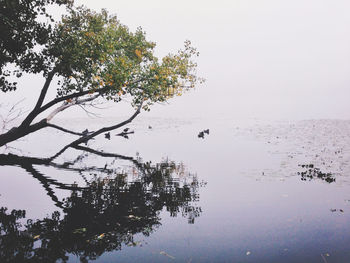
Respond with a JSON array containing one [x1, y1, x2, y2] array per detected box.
[[198, 131, 204, 138]]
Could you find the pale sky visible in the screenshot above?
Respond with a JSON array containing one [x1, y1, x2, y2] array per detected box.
[[2, 0, 350, 120]]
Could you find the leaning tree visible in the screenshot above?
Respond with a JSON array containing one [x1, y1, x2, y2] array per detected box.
[[0, 0, 201, 148]]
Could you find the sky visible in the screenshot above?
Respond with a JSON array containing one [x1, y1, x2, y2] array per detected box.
[[2, 0, 350, 120]]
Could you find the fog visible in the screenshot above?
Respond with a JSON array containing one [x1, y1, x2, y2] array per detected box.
[[2, 0, 350, 120]]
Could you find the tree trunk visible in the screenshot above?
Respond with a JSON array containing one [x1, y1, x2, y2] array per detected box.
[[0, 120, 47, 147]]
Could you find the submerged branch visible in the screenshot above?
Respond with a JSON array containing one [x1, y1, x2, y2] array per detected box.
[[46, 123, 85, 136]]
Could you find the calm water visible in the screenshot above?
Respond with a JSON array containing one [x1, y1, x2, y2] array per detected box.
[[1, 117, 350, 262]]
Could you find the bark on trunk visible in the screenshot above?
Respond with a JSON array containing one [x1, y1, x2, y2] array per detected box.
[[0, 120, 47, 147]]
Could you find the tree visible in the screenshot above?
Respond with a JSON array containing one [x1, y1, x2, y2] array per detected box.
[[0, 1, 201, 148]]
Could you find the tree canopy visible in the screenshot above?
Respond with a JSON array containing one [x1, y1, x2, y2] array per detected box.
[[0, 0, 201, 148]]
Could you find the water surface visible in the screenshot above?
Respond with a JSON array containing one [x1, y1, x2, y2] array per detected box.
[[1, 117, 350, 262]]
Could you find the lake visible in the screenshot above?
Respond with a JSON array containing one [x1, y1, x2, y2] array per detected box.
[[1, 116, 350, 262]]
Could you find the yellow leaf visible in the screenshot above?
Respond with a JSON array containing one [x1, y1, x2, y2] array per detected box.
[[135, 49, 142, 59]]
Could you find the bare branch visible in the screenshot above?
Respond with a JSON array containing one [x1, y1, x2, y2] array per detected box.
[[40, 87, 109, 117], [46, 94, 100, 122], [78, 104, 101, 118], [0, 99, 26, 132], [38, 78, 146, 118]]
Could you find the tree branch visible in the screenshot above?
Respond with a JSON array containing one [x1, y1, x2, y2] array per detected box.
[[0, 119, 48, 147], [19, 69, 56, 127], [0, 78, 146, 148], [37, 78, 146, 119], [46, 123, 85, 136], [73, 102, 143, 145], [46, 94, 100, 122], [49, 102, 143, 160], [39, 87, 109, 117]]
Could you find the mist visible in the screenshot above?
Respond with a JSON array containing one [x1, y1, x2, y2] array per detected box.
[[2, 0, 350, 120]]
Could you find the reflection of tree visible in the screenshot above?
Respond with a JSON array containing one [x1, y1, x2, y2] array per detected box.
[[0, 146, 204, 262]]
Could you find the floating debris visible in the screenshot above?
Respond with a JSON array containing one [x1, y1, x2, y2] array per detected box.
[[298, 164, 335, 183], [160, 251, 175, 259]]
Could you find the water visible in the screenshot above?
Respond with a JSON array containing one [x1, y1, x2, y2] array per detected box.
[[1, 116, 350, 262]]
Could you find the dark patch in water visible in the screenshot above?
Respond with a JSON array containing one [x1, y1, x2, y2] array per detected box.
[[298, 164, 335, 183]]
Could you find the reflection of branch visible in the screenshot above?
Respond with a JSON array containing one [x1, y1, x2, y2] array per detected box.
[[21, 163, 64, 209], [73, 145, 138, 164], [0, 152, 126, 182]]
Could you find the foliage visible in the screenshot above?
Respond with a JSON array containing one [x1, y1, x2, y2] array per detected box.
[[0, 0, 73, 92], [0, 1, 202, 148], [1, 2, 201, 109], [49, 6, 200, 110]]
